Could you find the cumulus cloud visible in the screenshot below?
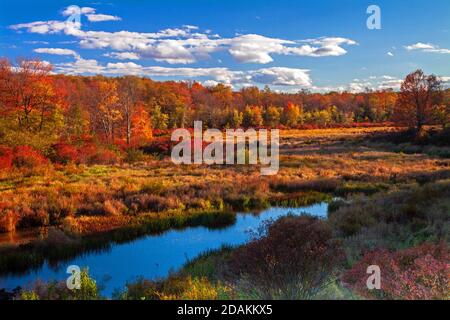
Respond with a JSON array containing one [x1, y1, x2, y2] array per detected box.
[[227, 34, 290, 63], [250, 67, 311, 86], [10, 8, 357, 65], [405, 42, 450, 54], [52, 55, 312, 89], [226, 35, 357, 63]]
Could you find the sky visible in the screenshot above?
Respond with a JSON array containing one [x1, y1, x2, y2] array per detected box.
[[0, 0, 449, 92]]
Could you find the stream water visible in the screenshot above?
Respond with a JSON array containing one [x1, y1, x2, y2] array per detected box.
[[0, 202, 329, 296]]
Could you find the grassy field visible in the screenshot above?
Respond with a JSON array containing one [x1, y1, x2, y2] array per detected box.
[[1, 126, 449, 300]]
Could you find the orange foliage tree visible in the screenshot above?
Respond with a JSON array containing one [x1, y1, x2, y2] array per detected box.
[[394, 70, 443, 132]]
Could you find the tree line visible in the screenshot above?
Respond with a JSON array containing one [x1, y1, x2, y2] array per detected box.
[[0, 58, 449, 153]]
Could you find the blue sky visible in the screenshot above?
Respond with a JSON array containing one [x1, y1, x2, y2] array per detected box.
[[1, 0, 449, 92]]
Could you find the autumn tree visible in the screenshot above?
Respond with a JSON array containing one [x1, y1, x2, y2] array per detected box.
[[264, 105, 281, 127], [0, 59, 63, 148], [394, 70, 443, 132], [431, 89, 450, 129], [90, 79, 121, 143], [227, 109, 243, 128], [117, 76, 148, 145], [281, 102, 302, 127], [130, 103, 152, 145], [243, 105, 263, 127], [151, 105, 169, 130]]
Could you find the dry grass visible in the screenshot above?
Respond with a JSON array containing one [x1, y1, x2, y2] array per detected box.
[[0, 126, 449, 237]]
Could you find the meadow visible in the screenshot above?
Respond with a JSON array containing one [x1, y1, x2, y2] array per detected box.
[[1, 126, 449, 300]]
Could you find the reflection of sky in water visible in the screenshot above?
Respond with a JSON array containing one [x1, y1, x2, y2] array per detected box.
[[0, 203, 328, 296]]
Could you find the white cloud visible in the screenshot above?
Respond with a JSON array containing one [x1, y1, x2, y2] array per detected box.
[[405, 42, 450, 54], [86, 14, 121, 22], [378, 79, 402, 90], [10, 20, 80, 35], [387, 51, 394, 56], [61, 6, 121, 22], [24, 40, 49, 44], [10, 10, 357, 65], [250, 67, 311, 86], [438, 76, 450, 85], [62, 6, 96, 17], [34, 47, 79, 58], [227, 34, 290, 63], [103, 52, 140, 60], [52, 55, 312, 90], [227, 35, 357, 63], [341, 76, 402, 92], [202, 80, 221, 87], [405, 42, 435, 50]]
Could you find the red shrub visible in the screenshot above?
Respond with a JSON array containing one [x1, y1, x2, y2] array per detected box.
[[89, 148, 120, 165], [0, 145, 14, 170], [227, 216, 344, 299], [52, 143, 79, 164], [342, 242, 449, 300], [77, 141, 97, 164], [142, 137, 172, 155], [74, 140, 121, 165], [12, 146, 48, 169]]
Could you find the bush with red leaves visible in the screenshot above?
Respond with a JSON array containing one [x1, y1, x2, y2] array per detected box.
[[226, 215, 344, 299], [51, 137, 122, 165], [88, 147, 120, 165], [0, 145, 14, 170], [51, 143, 79, 164], [142, 137, 172, 155], [12, 146, 48, 170], [342, 242, 449, 300]]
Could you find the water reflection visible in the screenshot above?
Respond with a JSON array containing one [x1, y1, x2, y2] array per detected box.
[[0, 202, 328, 296]]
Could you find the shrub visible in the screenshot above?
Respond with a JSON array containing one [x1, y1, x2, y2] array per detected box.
[[103, 199, 127, 216], [75, 139, 121, 165], [270, 178, 340, 193], [226, 215, 344, 299], [89, 147, 120, 165], [12, 146, 48, 169], [20, 268, 101, 300], [0, 145, 14, 170], [118, 275, 229, 300], [125, 194, 183, 213], [51, 143, 79, 164], [142, 137, 172, 156], [125, 148, 147, 163], [342, 242, 449, 300], [0, 209, 19, 232]]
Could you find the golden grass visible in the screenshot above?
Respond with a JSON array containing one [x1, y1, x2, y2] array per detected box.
[[0, 127, 449, 236]]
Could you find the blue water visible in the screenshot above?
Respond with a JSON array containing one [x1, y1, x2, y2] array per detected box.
[[0, 203, 328, 296]]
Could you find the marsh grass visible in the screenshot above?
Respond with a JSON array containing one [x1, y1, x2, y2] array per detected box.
[[1, 127, 449, 299]]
